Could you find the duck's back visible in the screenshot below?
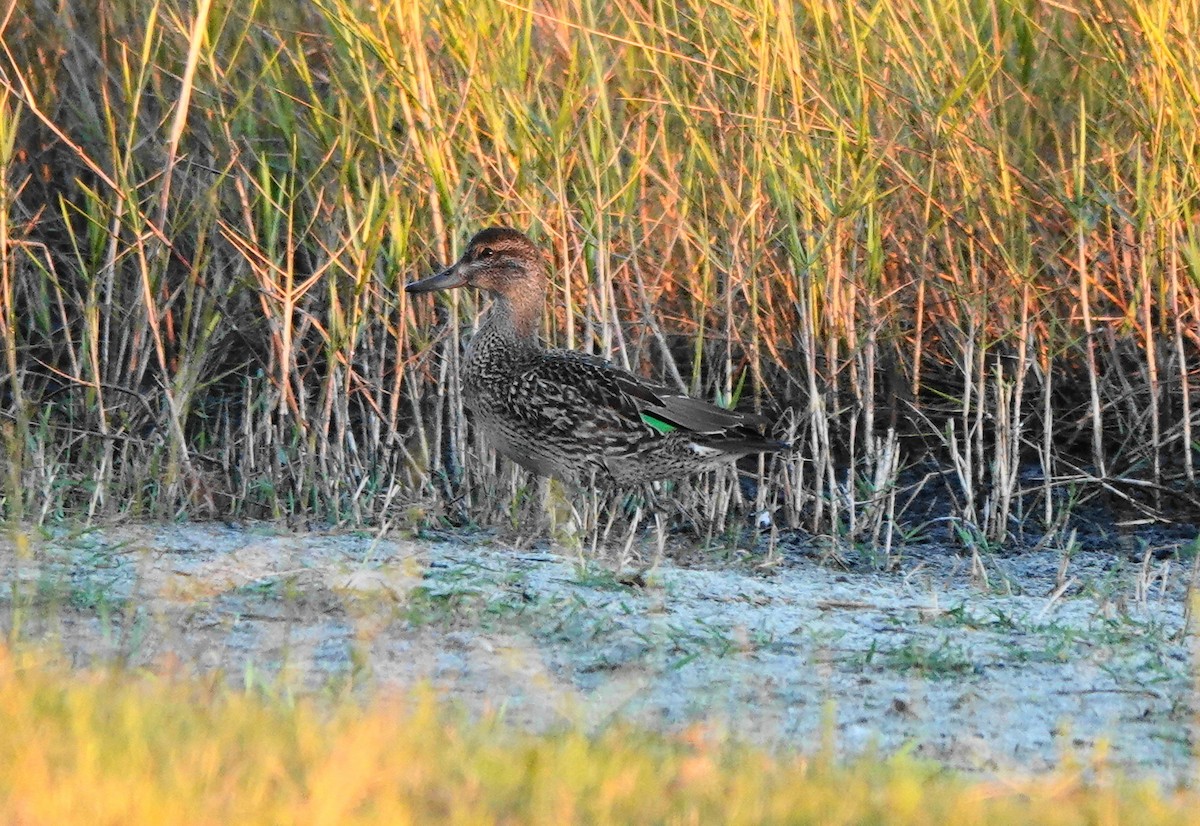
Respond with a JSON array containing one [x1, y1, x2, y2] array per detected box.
[[463, 338, 784, 484]]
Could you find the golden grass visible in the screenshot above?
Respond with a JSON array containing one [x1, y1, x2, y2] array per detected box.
[[0, 0, 1197, 543], [0, 645, 1193, 825]]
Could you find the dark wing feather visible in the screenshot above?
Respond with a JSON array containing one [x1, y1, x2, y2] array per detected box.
[[638, 392, 771, 434], [510, 349, 775, 443]]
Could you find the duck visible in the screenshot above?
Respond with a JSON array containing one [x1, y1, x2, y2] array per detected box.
[[406, 227, 789, 485]]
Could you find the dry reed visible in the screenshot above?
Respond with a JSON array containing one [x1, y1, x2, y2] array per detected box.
[[0, 0, 1197, 549]]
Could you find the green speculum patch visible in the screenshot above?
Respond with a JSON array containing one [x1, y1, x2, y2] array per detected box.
[[640, 412, 678, 434]]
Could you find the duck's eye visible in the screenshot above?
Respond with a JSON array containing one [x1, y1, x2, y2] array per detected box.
[[478, 247, 494, 259]]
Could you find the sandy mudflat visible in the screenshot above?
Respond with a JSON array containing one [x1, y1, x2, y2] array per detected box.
[[3, 522, 1197, 783]]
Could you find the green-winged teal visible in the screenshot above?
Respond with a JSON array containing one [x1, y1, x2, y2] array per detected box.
[[406, 227, 789, 485]]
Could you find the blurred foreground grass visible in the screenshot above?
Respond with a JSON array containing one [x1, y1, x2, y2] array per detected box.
[[0, 645, 1194, 824]]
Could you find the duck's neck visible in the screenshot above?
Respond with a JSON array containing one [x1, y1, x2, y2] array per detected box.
[[480, 289, 544, 352]]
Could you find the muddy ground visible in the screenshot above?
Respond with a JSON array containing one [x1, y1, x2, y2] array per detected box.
[[2, 522, 1198, 784]]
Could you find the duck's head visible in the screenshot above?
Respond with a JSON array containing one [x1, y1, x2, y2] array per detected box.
[[406, 227, 545, 301]]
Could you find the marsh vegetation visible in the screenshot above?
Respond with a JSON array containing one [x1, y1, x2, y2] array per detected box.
[[2, 0, 1197, 547]]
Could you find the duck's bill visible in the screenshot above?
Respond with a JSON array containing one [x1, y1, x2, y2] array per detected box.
[[405, 265, 467, 293]]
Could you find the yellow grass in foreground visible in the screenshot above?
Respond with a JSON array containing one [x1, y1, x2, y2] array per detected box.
[[0, 647, 1193, 824]]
